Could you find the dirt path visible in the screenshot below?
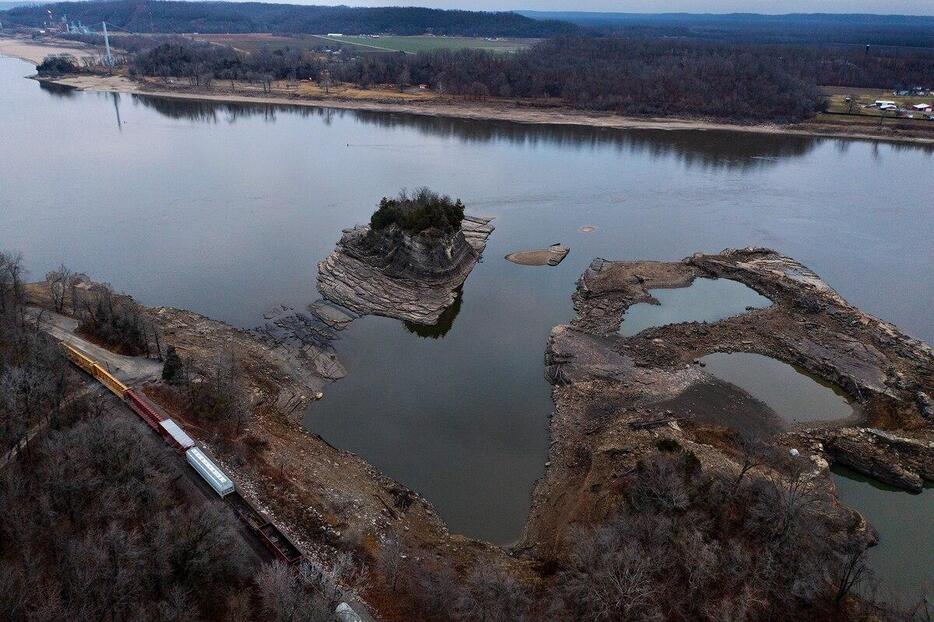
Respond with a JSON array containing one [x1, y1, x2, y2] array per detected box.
[[26, 306, 162, 385]]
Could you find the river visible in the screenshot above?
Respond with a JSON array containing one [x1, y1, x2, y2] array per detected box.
[[1, 56, 931, 593]]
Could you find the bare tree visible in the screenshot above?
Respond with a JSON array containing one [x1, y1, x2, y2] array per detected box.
[[318, 69, 332, 94], [0, 252, 25, 314], [45, 263, 73, 313], [257, 562, 330, 622], [378, 537, 404, 592], [455, 564, 531, 622], [833, 546, 870, 606]]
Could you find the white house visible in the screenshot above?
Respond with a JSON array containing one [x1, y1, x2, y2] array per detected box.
[[912, 103, 932, 112], [874, 100, 896, 107]]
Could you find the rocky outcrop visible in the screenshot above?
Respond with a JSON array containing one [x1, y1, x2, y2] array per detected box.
[[792, 427, 934, 492], [152, 306, 345, 417], [522, 248, 933, 559], [317, 215, 493, 325], [505, 243, 570, 266]]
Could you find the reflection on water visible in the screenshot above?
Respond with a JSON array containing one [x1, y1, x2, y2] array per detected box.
[[132, 94, 288, 123], [700, 352, 854, 425], [403, 287, 463, 339], [620, 277, 771, 335], [130, 94, 826, 171], [5, 54, 932, 544], [832, 466, 933, 603], [37, 80, 77, 98]]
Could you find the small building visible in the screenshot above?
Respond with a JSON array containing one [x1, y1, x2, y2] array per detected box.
[[912, 103, 932, 112], [874, 100, 896, 108]]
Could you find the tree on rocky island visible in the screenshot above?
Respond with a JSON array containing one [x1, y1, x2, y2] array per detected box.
[[369, 187, 465, 237]]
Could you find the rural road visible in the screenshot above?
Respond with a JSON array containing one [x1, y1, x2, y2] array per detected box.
[[26, 306, 162, 385]]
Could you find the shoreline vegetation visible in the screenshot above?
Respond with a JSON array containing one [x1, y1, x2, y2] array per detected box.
[[14, 248, 934, 620], [2, 37, 932, 144], [32, 73, 934, 145]]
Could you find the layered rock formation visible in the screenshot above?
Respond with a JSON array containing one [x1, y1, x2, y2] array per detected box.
[[523, 248, 933, 559], [317, 215, 493, 325]]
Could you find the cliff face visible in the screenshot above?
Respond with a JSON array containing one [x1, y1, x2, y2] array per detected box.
[[317, 215, 494, 325], [343, 224, 479, 282]]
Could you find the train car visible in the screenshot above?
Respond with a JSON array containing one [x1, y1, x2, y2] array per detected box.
[[124, 389, 163, 431], [226, 492, 302, 565], [159, 419, 195, 451], [62, 343, 128, 397], [186, 447, 235, 497]]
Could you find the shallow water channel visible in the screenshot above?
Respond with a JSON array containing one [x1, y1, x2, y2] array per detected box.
[[2, 55, 931, 558]]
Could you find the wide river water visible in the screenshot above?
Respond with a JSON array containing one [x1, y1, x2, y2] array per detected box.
[[1, 56, 931, 592]]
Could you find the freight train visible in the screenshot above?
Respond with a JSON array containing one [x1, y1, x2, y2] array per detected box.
[[61, 342, 301, 565]]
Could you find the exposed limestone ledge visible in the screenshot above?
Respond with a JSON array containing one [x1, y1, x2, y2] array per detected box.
[[317, 215, 493, 325], [789, 427, 934, 492], [521, 247, 932, 559]]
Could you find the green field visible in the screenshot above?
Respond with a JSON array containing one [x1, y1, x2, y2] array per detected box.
[[320, 35, 536, 54]]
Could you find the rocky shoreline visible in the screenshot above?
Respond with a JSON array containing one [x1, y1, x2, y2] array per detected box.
[[524, 248, 932, 561], [42, 246, 930, 619]]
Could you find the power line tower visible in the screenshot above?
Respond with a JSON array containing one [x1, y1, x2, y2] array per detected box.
[[102, 21, 114, 68]]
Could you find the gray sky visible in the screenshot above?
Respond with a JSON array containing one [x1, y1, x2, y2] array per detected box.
[[287, 0, 934, 16]]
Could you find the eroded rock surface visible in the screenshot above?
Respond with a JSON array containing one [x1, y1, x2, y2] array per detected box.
[[153, 306, 345, 417], [318, 215, 493, 325], [522, 247, 933, 560], [505, 243, 570, 266]]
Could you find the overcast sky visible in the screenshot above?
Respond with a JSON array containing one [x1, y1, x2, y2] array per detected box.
[[282, 0, 934, 16]]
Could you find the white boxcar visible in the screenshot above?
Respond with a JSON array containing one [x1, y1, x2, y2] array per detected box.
[[160, 419, 195, 450], [186, 447, 235, 496]]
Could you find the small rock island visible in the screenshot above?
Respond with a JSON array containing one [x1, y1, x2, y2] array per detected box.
[[318, 188, 493, 325]]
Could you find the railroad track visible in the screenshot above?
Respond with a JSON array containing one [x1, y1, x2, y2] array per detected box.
[[61, 342, 303, 565]]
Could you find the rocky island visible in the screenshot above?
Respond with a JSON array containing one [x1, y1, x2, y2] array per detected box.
[[317, 188, 493, 325]]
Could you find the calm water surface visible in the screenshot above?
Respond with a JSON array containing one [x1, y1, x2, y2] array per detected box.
[[700, 352, 855, 425], [620, 277, 771, 336], [832, 467, 933, 603], [1, 57, 932, 550]]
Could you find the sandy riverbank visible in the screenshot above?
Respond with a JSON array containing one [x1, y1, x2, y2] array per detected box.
[[2, 35, 932, 144], [16, 71, 932, 145], [0, 37, 99, 64]]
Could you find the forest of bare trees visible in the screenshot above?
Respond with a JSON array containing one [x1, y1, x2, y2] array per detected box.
[[121, 35, 934, 122], [0, 251, 341, 621]]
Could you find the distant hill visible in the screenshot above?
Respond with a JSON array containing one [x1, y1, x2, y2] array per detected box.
[[2, 1, 579, 37], [519, 11, 934, 47], [0, 1, 33, 10]]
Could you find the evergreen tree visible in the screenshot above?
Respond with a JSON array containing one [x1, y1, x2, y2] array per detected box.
[[162, 345, 184, 385]]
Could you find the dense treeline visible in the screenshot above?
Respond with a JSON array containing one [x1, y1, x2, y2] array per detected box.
[[520, 12, 934, 48], [0, 252, 68, 456], [0, 251, 335, 621], [3, 0, 578, 37], [124, 34, 934, 121], [552, 443, 873, 620], [77, 290, 160, 356]]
